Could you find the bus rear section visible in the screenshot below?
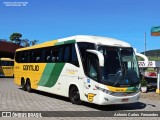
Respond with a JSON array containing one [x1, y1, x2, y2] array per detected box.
[[0, 58, 14, 77]]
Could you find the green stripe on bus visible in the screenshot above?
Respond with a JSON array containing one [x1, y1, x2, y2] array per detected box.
[[55, 42, 64, 46], [64, 40, 75, 44], [55, 40, 75, 46], [43, 63, 65, 87], [38, 63, 56, 86]]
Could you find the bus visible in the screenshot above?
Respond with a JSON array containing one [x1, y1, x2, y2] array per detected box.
[[0, 58, 14, 77], [14, 35, 140, 105]]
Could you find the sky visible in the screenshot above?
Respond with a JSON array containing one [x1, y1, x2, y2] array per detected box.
[[0, 0, 160, 52]]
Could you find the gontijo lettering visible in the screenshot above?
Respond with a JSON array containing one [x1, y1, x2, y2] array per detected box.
[[23, 65, 39, 71], [2, 67, 14, 69]]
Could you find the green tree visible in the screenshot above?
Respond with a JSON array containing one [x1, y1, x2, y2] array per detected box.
[[21, 39, 38, 47], [9, 33, 22, 45], [30, 40, 38, 46], [21, 39, 30, 47], [9, 33, 38, 47]]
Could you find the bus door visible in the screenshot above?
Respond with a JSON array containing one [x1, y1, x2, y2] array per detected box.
[[83, 52, 100, 103]]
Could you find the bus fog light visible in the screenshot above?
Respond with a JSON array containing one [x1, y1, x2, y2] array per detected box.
[[104, 98, 109, 101], [95, 86, 113, 94]]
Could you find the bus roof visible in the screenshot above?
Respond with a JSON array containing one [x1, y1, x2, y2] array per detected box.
[[16, 35, 131, 51], [0, 58, 14, 61]]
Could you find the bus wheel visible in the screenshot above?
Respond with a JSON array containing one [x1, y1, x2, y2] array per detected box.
[[21, 79, 26, 91], [26, 79, 32, 93], [69, 86, 82, 105]]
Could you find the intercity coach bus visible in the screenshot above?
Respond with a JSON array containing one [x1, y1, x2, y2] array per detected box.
[[14, 35, 140, 105], [0, 58, 14, 77]]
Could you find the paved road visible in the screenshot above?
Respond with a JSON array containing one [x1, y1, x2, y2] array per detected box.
[[0, 78, 160, 119]]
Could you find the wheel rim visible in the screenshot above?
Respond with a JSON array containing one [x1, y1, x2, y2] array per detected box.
[[21, 80, 26, 91], [27, 83, 30, 90], [26, 82, 31, 91], [72, 91, 80, 102]]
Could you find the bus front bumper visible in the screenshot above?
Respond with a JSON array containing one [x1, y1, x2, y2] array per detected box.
[[97, 92, 140, 105]]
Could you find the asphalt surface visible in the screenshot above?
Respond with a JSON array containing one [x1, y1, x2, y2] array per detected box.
[[0, 78, 160, 120]]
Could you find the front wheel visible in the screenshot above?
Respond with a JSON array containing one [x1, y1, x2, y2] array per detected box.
[[69, 86, 82, 105]]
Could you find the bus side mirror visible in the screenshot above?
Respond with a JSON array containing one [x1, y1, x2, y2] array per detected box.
[[86, 50, 104, 67]]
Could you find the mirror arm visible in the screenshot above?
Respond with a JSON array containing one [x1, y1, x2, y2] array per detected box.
[[86, 50, 104, 67]]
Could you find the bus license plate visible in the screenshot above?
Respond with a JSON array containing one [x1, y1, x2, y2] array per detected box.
[[122, 98, 129, 102]]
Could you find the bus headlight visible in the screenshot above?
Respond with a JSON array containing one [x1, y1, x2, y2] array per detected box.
[[95, 86, 113, 94]]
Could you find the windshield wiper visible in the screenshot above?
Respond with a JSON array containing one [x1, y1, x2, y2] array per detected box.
[[113, 70, 123, 86]]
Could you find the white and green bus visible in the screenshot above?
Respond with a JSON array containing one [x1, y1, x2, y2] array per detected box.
[[14, 35, 140, 105]]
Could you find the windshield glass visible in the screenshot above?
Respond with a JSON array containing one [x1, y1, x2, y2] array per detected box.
[[98, 46, 139, 87]]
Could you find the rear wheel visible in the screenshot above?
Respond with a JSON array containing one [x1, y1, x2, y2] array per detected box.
[[26, 79, 32, 93], [21, 79, 26, 91], [69, 86, 82, 105]]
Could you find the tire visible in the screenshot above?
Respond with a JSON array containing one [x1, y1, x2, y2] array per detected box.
[[26, 80, 32, 93], [69, 86, 82, 105], [21, 79, 26, 91]]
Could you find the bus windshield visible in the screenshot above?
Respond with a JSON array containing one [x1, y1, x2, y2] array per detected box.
[[98, 46, 139, 87]]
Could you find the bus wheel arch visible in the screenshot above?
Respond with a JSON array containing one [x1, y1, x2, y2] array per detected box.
[[26, 78, 32, 93], [21, 77, 26, 91], [69, 84, 82, 105]]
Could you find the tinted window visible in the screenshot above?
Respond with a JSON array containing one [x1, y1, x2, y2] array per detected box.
[[58, 46, 64, 62], [0, 61, 8, 66], [0, 61, 14, 66], [15, 52, 21, 63], [26, 51, 31, 63], [71, 44, 79, 67], [87, 53, 99, 81], [21, 52, 26, 62], [15, 43, 79, 67], [77, 42, 96, 72], [64, 45, 70, 62], [10, 61, 14, 66], [77, 42, 96, 61], [44, 48, 52, 62], [52, 47, 59, 62]]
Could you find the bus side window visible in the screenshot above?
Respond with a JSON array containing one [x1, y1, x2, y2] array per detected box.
[[26, 51, 31, 63], [21, 52, 26, 63], [77, 42, 96, 73], [64, 45, 70, 62], [44, 48, 52, 62], [19, 51, 30, 63], [57, 46, 64, 62], [32, 50, 42, 63], [36, 57, 40, 62], [52, 47, 59, 62], [71, 44, 79, 67], [1, 61, 7, 66], [47, 55, 51, 62], [15, 52, 22, 63], [86, 53, 99, 81], [10, 61, 14, 66]]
